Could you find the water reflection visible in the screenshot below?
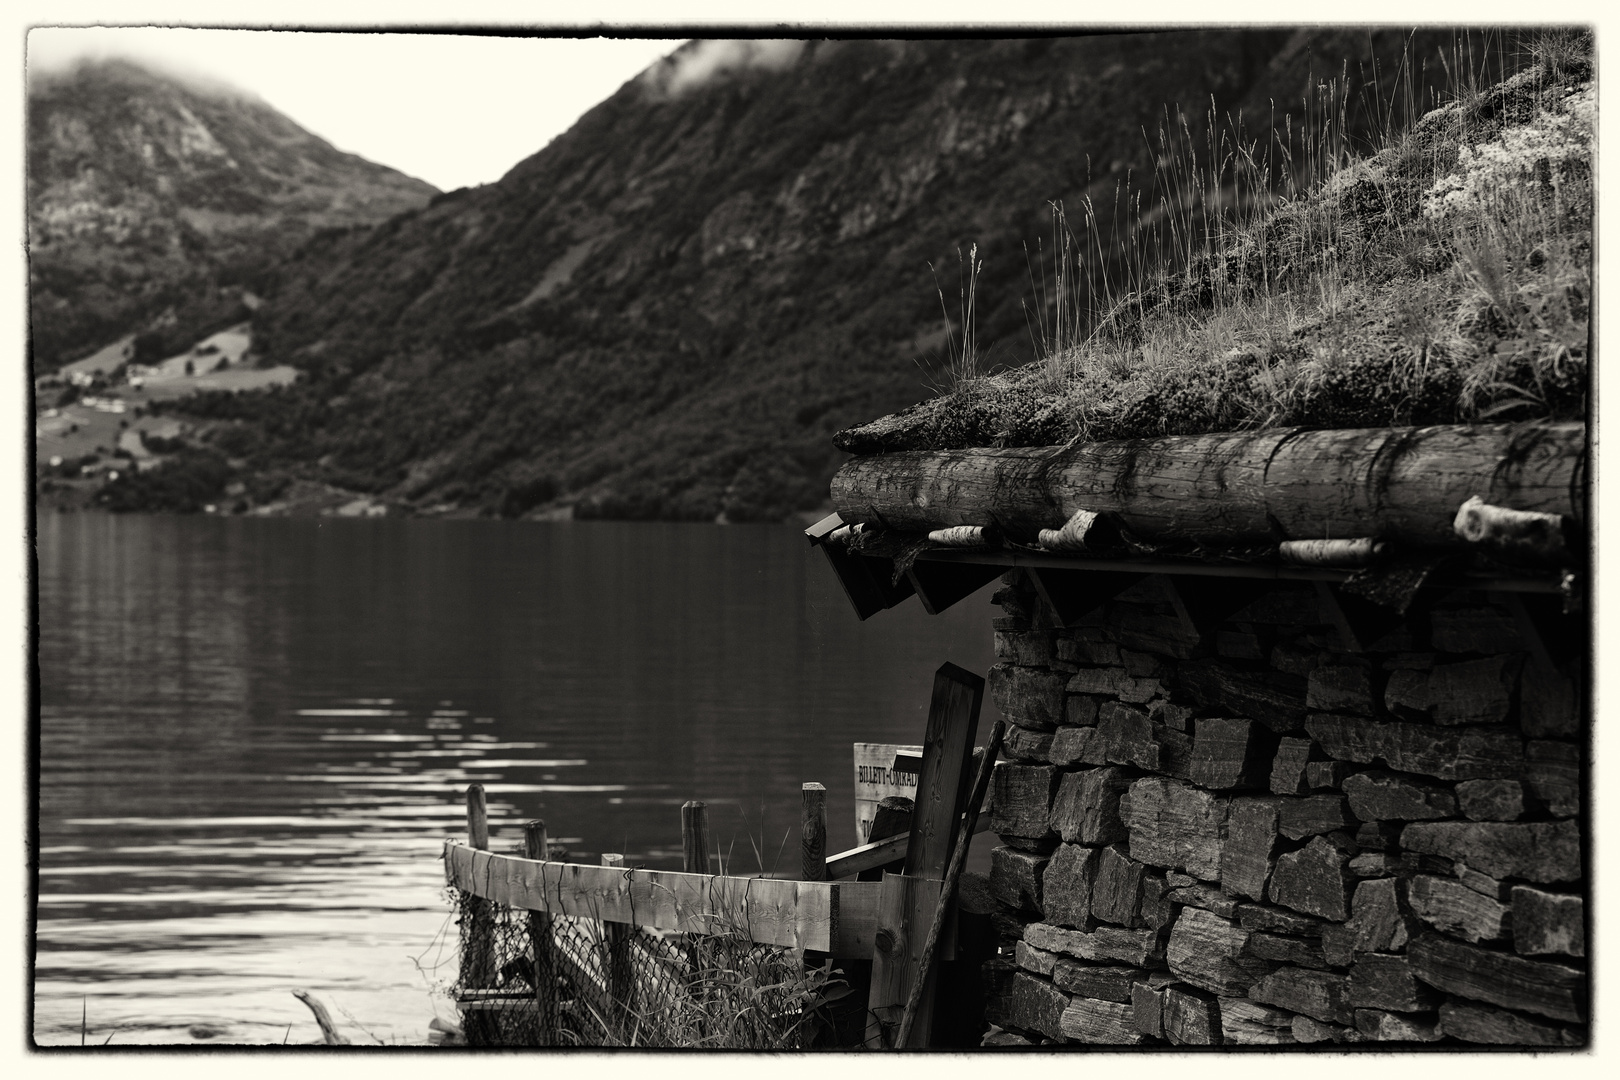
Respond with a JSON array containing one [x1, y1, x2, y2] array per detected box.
[[35, 513, 998, 1044]]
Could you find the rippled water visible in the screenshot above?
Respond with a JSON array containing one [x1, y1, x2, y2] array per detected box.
[[33, 513, 999, 1045]]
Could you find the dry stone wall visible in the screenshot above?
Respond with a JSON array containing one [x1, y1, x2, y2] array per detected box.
[[978, 569, 1586, 1048]]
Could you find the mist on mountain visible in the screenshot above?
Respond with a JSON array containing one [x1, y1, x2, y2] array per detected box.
[[28, 56, 439, 373]]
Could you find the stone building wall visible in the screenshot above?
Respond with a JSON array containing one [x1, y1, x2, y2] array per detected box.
[[977, 568, 1586, 1047]]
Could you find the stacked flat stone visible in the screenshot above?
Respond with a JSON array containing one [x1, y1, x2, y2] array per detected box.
[[981, 570, 1585, 1047]]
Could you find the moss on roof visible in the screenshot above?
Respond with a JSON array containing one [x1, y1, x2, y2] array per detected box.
[[836, 39, 1592, 457]]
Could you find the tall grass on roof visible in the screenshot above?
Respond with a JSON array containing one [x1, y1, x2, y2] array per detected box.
[[921, 243, 985, 394], [887, 30, 1590, 454]]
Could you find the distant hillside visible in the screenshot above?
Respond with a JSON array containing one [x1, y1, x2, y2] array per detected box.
[[27, 57, 439, 373], [54, 31, 1519, 521]]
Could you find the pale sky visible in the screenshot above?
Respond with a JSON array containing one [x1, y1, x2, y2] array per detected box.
[[27, 28, 685, 192]]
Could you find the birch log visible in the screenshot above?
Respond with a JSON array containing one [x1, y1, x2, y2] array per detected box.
[[830, 423, 1583, 548]]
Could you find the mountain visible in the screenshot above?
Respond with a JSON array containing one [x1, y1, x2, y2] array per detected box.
[[27, 57, 439, 373], [50, 31, 1514, 521]]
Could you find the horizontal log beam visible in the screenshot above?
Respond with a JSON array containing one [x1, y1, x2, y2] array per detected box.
[[443, 842, 880, 957], [830, 422, 1584, 549]]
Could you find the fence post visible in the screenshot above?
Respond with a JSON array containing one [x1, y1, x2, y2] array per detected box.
[[681, 801, 710, 874], [525, 820, 556, 1045], [679, 801, 711, 1014], [801, 782, 828, 882], [462, 784, 497, 995], [600, 853, 635, 1037], [523, 819, 549, 862], [467, 784, 490, 850]]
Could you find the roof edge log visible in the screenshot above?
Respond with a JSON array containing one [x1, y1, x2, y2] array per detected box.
[[830, 422, 1585, 549]]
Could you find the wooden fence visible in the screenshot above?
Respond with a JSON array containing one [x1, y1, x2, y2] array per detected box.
[[445, 662, 995, 1049], [444, 842, 885, 956]]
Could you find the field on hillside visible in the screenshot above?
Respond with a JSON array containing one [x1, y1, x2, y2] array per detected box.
[[36, 321, 300, 513]]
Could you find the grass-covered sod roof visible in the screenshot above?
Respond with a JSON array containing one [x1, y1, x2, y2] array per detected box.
[[836, 34, 1592, 456]]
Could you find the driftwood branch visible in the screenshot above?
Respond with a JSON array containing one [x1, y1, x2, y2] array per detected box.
[[292, 989, 350, 1045]]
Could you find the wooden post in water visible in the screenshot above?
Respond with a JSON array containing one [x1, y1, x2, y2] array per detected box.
[[524, 820, 557, 1045], [682, 801, 711, 874], [466, 784, 490, 851], [801, 783, 828, 882], [522, 820, 548, 862], [601, 853, 635, 1035], [461, 784, 497, 1031]]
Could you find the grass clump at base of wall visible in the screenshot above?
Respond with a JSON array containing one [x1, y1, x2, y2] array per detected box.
[[836, 32, 1592, 455]]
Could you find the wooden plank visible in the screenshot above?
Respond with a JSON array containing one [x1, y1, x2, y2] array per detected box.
[[442, 843, 881, 956], [897, 718, 1007, 1047], [853, 742, 921, 845], [866, 873, 945, 1040], [826, 816, 992, 881], [830, 876, 881, 959], [906, 560, 1003, 616], [827, 834, 910, 880], [804, 511, 846, 543], [907, 664, 985, 877], [867, 662, 984, 1048], [815, 540, 916, 621], [891, 750, 923, 773]]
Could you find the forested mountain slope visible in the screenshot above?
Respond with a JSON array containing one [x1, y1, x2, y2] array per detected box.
[[28, 58, 438, 373], [53, 32, 1511, 520]]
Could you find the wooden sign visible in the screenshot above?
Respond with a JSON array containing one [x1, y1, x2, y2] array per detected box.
[[853, 743, 922, 846]]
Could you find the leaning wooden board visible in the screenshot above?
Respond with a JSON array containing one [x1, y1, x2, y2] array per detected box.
[[866, 662, 985, 1048]]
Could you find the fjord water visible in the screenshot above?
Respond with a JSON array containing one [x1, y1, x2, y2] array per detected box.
[[33, 513, 999, 1045]]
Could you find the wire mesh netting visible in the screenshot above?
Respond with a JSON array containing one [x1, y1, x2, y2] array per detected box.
[[448, 881, 848, 1048]]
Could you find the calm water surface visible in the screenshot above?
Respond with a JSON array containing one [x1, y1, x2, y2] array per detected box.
[[34, 513, 999, 1045]]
